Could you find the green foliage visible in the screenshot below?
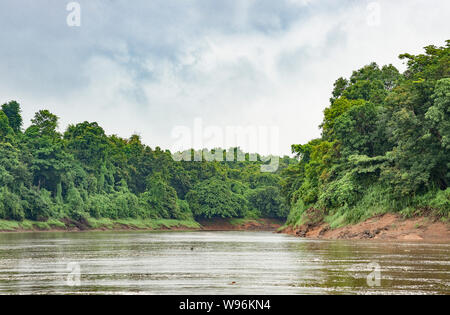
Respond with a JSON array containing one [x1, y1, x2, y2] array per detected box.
[[30, 110, 59, 136], [1, 101, 22, 133], [139, 174, 180, 219], [186, 178, 248, 219], [407, 188, 450, 218], [0, 108, 290, 224], [86, 217, 200, 230], [64, 121, 109, 169], [175, 199, 194, 220], [0, 111, 13, 142], [283, 41, 450, 227], [246, 186, 289, 218], [428, 188, 450, 218], [86, 194, 110, 218], [0, 187, 24, 221], [111, 191, 140, 219], [21, 187, 54, 220], [322, 98, 366, 138], [65, 186, 86, 220]]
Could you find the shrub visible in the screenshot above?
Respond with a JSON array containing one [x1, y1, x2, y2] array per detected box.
[[246, 186, 289, 218], [0, 188, 24, 221], [186, 178, 248, 219]]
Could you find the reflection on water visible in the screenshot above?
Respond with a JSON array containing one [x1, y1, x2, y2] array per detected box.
[[0, 231, 448, 294]]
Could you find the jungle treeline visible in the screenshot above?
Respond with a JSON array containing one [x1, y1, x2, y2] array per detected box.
[[0, 41, 448, 228], [0, 107, 294, 223], [282, 41, 449, 228]]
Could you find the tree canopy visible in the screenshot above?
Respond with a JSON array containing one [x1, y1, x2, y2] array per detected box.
[[0, 104, 293, 222], [283, 41, 450, 228]]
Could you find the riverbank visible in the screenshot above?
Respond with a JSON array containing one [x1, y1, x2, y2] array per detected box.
[[280, 213, 450, 242], [0, 217, 283, 233], [199, 218, 284, 231]]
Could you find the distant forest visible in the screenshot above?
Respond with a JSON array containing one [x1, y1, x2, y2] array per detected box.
[[0, 41, 448, 227], [0, 102, 294, 222]]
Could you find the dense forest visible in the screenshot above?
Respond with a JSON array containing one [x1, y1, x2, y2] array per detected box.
[[282, 41, 449, 228], [0, 105, 295, 224], [0, 41, 448, 230]]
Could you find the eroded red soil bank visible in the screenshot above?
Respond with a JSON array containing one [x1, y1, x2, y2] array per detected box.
[[280, 214, 450, 242]]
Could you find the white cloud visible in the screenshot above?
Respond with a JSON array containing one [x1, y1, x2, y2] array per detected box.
[[0, 0, 449, 155]]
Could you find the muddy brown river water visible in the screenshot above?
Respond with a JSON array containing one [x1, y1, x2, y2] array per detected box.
[[0, 231, 448, 294]]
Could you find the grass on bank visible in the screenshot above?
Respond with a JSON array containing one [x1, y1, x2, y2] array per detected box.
[[285, 186, 450, 230], [87, 218, 201, 230], [0, 217, 200, 232], [0, 219, 67, 231]]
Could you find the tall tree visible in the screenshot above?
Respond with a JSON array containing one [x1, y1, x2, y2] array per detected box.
[[0, 111, 13, 141], [1, 101, 22, 133], [30, 109, 59, 137]]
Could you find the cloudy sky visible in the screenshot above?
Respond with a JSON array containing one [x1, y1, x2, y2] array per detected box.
[[0, 0, 449, 155]]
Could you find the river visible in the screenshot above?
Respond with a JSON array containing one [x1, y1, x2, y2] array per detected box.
[[0, 231, 448, 294]]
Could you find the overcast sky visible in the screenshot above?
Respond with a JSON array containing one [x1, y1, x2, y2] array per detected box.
[[0, 0, 449, 155]]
